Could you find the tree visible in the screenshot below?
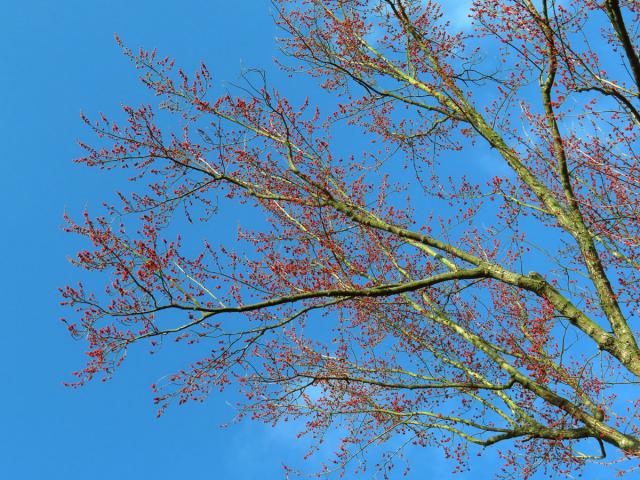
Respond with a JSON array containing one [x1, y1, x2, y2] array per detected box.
[[62, 0, 640, 477]]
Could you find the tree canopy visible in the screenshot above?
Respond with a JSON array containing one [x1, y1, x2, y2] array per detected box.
[[63, 1, 640, 477]]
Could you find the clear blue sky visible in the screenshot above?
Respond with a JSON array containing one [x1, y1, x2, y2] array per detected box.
[[0, 1, 618, 478]]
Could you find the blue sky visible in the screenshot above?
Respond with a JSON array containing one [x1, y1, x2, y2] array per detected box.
[[0, 1, 622, 479]]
